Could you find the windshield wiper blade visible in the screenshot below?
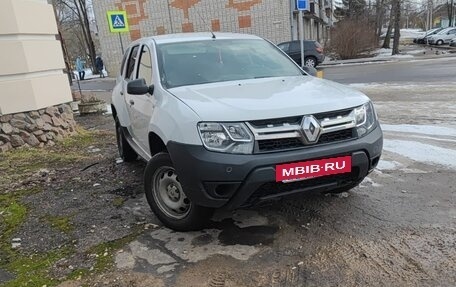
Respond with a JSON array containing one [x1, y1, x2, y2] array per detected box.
[[253, 76, 274, 79]]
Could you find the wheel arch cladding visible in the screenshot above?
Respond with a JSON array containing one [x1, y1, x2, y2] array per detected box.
[[149, 132, 167, 156]]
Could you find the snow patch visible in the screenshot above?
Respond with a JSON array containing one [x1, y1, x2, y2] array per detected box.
[[382, 124, 456, 137], [376, 160, 403, 171], [383, 140, 456, 169], [374, 48, 414, 59]]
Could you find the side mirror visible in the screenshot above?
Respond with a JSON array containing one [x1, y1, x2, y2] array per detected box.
[[127, 78, 154, 95], [302, 66, 317, 76]]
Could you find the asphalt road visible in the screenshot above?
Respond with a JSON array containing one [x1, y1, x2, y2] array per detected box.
[[72, 77, 116, 92], [323, 57, 456, 84]]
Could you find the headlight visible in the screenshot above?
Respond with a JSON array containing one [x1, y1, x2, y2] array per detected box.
[[354, 101, 377, 137], [198, 122, 254, 154]]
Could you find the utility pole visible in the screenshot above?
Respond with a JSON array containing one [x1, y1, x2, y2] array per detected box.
[[291, 0, 295, 40]]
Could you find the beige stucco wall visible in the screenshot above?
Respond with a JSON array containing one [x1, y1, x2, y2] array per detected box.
[[0, 0, 72, 115]]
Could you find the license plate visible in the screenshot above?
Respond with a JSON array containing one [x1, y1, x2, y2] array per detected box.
[[276, 156, 352, 182]]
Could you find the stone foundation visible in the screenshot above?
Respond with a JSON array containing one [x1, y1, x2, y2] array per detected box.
[[0, 103, 77, 152]]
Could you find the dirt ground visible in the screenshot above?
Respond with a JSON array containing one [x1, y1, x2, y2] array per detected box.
[[0, 83, 455, 287]]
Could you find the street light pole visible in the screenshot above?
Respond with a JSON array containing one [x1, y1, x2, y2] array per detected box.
[[290, 0, 295, 40]]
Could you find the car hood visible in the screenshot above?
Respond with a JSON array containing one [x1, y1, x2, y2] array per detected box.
[[167, 76, 370, 121]]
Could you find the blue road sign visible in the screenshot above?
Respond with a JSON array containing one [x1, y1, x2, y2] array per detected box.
[[297, 0, 308, 10], [107, 11, 129, 33], [111, 14, 125, 29]]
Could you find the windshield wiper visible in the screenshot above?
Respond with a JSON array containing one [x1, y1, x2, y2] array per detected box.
[[253, 75, 274, 79]]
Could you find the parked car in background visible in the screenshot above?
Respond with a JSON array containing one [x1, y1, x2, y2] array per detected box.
[[111, 33, 382, 230], [450, 38, 456, 47], [277, 40, 325, 68], [427, 27, 456, 45], [413, 28, 444, 44]]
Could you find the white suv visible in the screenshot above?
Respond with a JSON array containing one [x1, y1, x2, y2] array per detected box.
[[112, 33, 383, 231]]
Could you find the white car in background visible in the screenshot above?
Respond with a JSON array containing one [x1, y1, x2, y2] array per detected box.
[[450, 38, 456, 47], [427, 27, 456, 45]]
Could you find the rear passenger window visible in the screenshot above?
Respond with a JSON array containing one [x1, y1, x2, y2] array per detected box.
[[125, 46, 140, 80], [290, 41, 300, 52]]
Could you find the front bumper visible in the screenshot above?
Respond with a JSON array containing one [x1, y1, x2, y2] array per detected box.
[[167, 125, 383, 209], [427, 39, 436, 44]]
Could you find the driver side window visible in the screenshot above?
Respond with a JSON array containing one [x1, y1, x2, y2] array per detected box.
[[137, 45, 153, 86], [125, 45, 139, 80]]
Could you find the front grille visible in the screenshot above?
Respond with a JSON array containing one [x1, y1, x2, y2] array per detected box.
[[248, 108, 358, 153], [258, 137, 303, 152], [314, 109, 352, 121], [318, 128, 354, 144], [249, 116, 302, 128], [257, 128, 355, 152], [247, 168, 359, 204]]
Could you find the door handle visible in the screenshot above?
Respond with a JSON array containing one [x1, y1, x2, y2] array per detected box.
[[120, 91, 124, 96], [129, 100, 135, 105]]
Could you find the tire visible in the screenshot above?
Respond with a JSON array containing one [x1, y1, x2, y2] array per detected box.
[[144, 152, 214, 231], [304, 56, 317, 68], [436, 40, 444, 45], [115, 117, 137, 162]]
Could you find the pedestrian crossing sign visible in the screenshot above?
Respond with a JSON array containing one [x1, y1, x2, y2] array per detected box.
[[107, 11, 129, 33]]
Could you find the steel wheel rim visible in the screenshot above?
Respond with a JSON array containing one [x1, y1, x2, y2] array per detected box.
[[152, 166, 191, 220], [305, 58, 316, 67]]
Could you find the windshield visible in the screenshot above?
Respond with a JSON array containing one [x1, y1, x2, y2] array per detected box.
[[156, 39, 304, 88]]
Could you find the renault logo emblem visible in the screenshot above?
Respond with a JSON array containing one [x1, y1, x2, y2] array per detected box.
[[302, 116, 321, 143]]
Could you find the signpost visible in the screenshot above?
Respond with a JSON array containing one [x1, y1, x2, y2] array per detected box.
[[296, 0, 308, 68], [107, 11, 129, 53]]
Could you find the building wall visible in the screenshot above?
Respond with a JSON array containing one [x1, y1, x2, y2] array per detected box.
[[0, 0, 72, 116], [93, 0, 292, 75]]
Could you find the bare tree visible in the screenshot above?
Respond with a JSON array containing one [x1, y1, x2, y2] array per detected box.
[[382, 4, 394, 48], [448, 0, 455, 27], [392, 0, 401, 55], [53, 0, 99, 74], [375, 0, 386, 39]]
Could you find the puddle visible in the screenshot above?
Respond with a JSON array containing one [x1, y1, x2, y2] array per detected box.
[[191, 233, 214, 246], [213, 219, 278, 246]]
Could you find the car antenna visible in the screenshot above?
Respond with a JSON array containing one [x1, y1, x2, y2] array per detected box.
[[195, 9, 216, 39]]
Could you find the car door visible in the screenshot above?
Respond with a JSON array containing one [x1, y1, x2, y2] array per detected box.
[[445, 29, 456, 42], [123, 45, 140, 138], [288, 41, 301, 64], [129, 43, 157, 151]]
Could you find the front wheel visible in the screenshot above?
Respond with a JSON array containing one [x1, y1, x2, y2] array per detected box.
[[144, 152, 214, 231], [304, 56, 317, 68], [436, 40, 444, 45]]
